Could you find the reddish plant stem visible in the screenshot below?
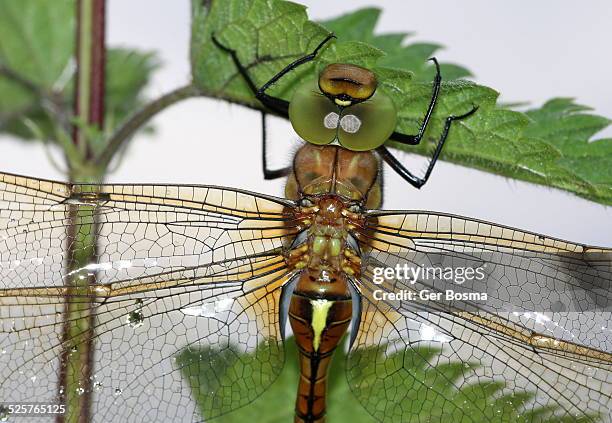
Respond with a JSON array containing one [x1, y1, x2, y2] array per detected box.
[[58, 2, 106, 423], [88, 0, 106, 131]]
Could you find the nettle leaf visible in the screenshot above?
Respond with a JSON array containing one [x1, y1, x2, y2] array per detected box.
[[103, 48, 160, 135], [192, 0, 612, 205], [0, 0, 159, 143], [522, 98, 612, 201], [0, 0, 74, 104], [318, 8, 471, 81], [178, 338, 594, 423], [191, 0, 329, 104], [0, 0, 74, 139]]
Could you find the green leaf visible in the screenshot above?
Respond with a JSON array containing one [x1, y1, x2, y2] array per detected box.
[[176, 340, 287, 421], [0, 0, 74, 100], [319, 9, 471, 81], [177, 340, 296, 423], [177, 338, 379, 422], [178, 337, 598, 423], [0, 0, 74, 138], [317, 7, 382, 42], [522, 98, 612, 201], [191, 0, 330, 104], [97, 48, 160, 150], [0, 0, 159, 146], [190, 1, 612, 205]]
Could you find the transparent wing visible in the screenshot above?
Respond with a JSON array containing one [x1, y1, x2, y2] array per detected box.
[[347, 210, 611, 422], [0, 172, 298, 422]]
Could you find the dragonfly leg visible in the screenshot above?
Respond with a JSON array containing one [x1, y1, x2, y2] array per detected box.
[[261, 112, 292, 180], [211, 33, 335, 117], [378, 106, 478, 189], [341, 247, 361, 277], [388, 57, 443, 146], [286, 243, 309, 270]]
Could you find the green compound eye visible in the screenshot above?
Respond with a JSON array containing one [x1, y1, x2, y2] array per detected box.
[[289, 80, 337, 146], [337, 91, 397, 151], [289, 80, 397, 151]]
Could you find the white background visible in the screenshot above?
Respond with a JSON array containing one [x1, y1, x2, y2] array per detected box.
[[1, 0, 611, 245]]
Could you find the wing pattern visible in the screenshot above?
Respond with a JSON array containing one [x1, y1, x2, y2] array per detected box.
[[2, 172, 611, 422], [0, 172, 298, 422], [347, 210, 611, 422]]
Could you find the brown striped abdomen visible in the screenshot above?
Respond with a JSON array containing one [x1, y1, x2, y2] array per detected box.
[[289, 271, 352, 423]]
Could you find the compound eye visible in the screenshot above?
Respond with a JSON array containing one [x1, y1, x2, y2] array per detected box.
[[337, 90, 397, 152], [289, 80, 338, 146]]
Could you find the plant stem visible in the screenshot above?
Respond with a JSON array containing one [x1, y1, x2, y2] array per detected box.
[[95, 82, 291, 169], [96, 83, 202, 168], [58, 2, 105, 423]]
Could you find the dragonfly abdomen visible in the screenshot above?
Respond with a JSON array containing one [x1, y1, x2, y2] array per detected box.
[[289, 270, 352, 423]]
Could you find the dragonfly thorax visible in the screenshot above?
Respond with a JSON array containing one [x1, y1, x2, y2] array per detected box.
[[286, 144, 382, 209], [288, 194, 362, 282]]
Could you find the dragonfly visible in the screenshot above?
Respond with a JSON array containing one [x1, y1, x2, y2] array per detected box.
[[212, 33, 477, 188], [0, 147, 611, 422], [1, 39, 611, 423]]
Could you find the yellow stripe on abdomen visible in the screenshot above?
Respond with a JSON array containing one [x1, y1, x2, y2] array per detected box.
[[310, 299, 333, 352]]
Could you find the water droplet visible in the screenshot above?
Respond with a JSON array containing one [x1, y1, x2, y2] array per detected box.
[[94, 381, 103, 391], [114, 388, 122, 396], [71, 345, 78, 353], [126, 310, 144, 329], [0, 405, 9, 421], [144, 258, 158, 267], [31, 375, 37, 383], [76, 387, 85, 396]]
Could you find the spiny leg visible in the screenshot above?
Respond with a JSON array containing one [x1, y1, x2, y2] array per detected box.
[[212, 33, 335, 117], [261, 112, 291, 180], [379, 106, 478, 189], [388, 57, 443, 146], [213, 33, 334, 178]]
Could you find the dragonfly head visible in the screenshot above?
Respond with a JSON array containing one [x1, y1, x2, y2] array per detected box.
[[289, 65, 397, 152]]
